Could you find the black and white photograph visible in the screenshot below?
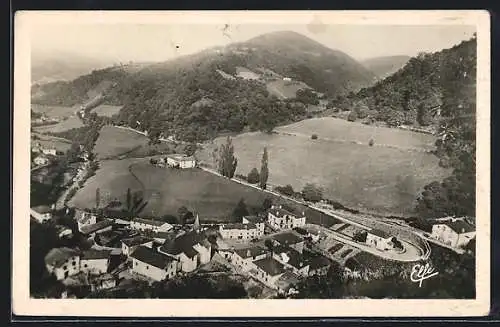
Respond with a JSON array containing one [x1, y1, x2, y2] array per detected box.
[[13, 11, 490, 317]]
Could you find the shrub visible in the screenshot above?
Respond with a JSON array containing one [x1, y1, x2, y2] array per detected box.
[[302, 183, 323, 202], [368, 139, 374, 146], [275, 184, 295, 196], [247, 168, 260, 184], [311, 134, 318, 140], [347, 110, 358, 122]]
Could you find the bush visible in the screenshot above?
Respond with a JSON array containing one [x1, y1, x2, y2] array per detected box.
[[368, 139, 374, 146], [347, 110, 358, 122], [302, 183, 323, 202], [275, 184, 295, 196], [311, 134, 318, 140], [247, 168, 260, 184]]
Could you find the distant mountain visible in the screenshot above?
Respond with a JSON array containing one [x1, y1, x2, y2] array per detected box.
[[361, 55, 411, 80], [31, 51, 115, 85], [32, 31, 376, 142]]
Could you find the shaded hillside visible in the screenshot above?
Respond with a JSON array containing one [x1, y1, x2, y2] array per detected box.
[[32, 31, 375, 142], [361, 55, 411, 80]]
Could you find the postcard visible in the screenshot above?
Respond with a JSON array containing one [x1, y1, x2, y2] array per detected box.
[[13, 10, 490, 317]]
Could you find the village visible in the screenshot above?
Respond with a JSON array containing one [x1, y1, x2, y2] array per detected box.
[[30, 152, 477, 299]]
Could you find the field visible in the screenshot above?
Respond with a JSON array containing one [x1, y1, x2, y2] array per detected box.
[[197, 117, 450, 217], [32, 116, 84, 134], [90, 104, 123, 117], [32, 133, 72, 152], [265, 80, 309, 99], [94, 126, 173, 160], [31, 104, 77, 119], [69, 158, 272, 221]]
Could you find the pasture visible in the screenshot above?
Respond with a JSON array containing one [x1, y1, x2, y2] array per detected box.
[[90, 104, 123, 117], [32, 116, 84, 134], [94, 126, 173, 160], [31, 104, 77, 119], [197, 117, 450, 217], [265, 80, 309, 99], [32, 133, 72, 152]]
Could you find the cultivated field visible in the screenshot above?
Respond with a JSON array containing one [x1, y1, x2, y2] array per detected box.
[[31, 104, 78, 119], [32, 133, 72, 152], [32, 116, 84, 134], [265, 80, 309, 99], [197, 117, 450, 217], [90, 104, 123, 117], [94, 126, 173, 160]]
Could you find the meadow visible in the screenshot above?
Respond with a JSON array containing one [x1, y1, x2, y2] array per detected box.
[[31, 104, 77, 118], [32, 133, 72, 152], [32, 116, 84, 134], [197, 117, 450, 217], [93, 126, 173, 160], [90, 104, 123, 117]]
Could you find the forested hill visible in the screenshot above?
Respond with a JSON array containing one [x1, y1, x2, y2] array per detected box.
[[361, 55, 411, 80], [31, 31, 375, 142], [332, 36, 476, 130]]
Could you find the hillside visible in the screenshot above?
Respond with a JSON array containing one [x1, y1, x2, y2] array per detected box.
[[361, 55, 411, 80], [31, 31, 375, 142]]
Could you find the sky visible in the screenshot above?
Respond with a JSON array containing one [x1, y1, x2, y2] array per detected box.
[[30, 23, 476, 64]]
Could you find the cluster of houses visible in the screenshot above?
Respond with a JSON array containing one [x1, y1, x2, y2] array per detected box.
[[31, 142, 58, 166]]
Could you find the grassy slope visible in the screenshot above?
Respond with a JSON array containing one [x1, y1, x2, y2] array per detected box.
[[197, 118, 450, 217], [90, 104, 123, 117]]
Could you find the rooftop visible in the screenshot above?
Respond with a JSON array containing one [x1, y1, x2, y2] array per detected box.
[[160, 230, 210, 258], [242, 215, 265, 224], [122, 236, 154, 247], [276, 271, 301, 290], [306, 254, 331, 270], [268, 207, 297, 219], [130, 246, 174, 269], [80, 219, 114, 235], [132, 218, 171, 227], [437, 219, 475, 234], [221, 223, 257, 230], [44, 247, 79, 268], [368, 228, 392, 239], [166, 154, 195, 162], [81, 249, 112, 260], [274, 246, 307, 269], [271, 231, 304, 245], [234, 246, 268, 259], [254, 257, 286, 276]]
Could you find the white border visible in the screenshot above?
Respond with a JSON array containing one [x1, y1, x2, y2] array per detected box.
[[13, 10, 491, 317]]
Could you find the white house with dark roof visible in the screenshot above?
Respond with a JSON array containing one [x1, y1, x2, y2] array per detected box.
[[218, 223, 260, 241], [44, 247, 80, 280], [121, 236, 154, 257], [166, 154, 196, 169], [366, 228, 394, 251], [30, 205, 53, 223], [130, 218, 173, 233], [230, 245, 268, 272], [130, 246, 178, 282], [251, 257, 287, 289], [242, 215, 265, 236], [80, 249, 111, 275], [79, 219, 114, 238], [431, 218, 476, 248], [267, 205, 306, 230]]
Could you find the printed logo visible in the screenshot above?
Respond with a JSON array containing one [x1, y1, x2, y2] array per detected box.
[[410, 262, 439, 287]]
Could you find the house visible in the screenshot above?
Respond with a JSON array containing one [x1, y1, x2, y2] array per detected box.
[[80, 249, 111, 275], [230, 245, 268, 272], [33, 155, 49, 166], [30, 205, 53, 223], [41, 147, 57, 156], [276, 271, 300, 296], [267, 205, 306, 230], [130, 245, 178, 282], [79, 219, 114, 238], [242, 215, 265, 236], [366, 229, 394, 251], [272, 246, 309, 277], [90, 273, 116, 292], [270, 231, 305, 253], [166, 154, 196, 169], [158, 230, 212, 273], [431, 219, 476, 248], [130, 218, 173, 233], [74, 209, 97, 232], [121, 236, 154, 257], [44, 247, 80, 280], [219, 223, 260, 241], [251, 257, 287, 289]]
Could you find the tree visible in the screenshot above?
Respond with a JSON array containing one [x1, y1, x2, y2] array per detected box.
[[95, 188, 101, 209], [126, 188, 132, 212], [161, 215, 178, 224], [347, 110, 358, 122], [262, 198, 273, 211], [259, 147, 269, 189], [353, 230, 367, 242], [302, 183, 323, 202], [232, 198, 249, 220], [247, 168, 260, 184], [217, 136, 238, 178], [311, 134, 318, 140], [275, 184, 295, 196], [368, 138, 374, 146]]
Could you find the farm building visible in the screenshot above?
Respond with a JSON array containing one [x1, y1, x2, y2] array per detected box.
[[80, 249, 112, 275], [121, 236, 155, 257], [130, 245, 178, 282], [44, 247, 80, 281], [130, 218, 173, 233], [431, 219, 476, 248], [366, 229, 394, 251], [166, 154, 196, 169], [267, 205, 306, 230], [30, 205, 53, 223]]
